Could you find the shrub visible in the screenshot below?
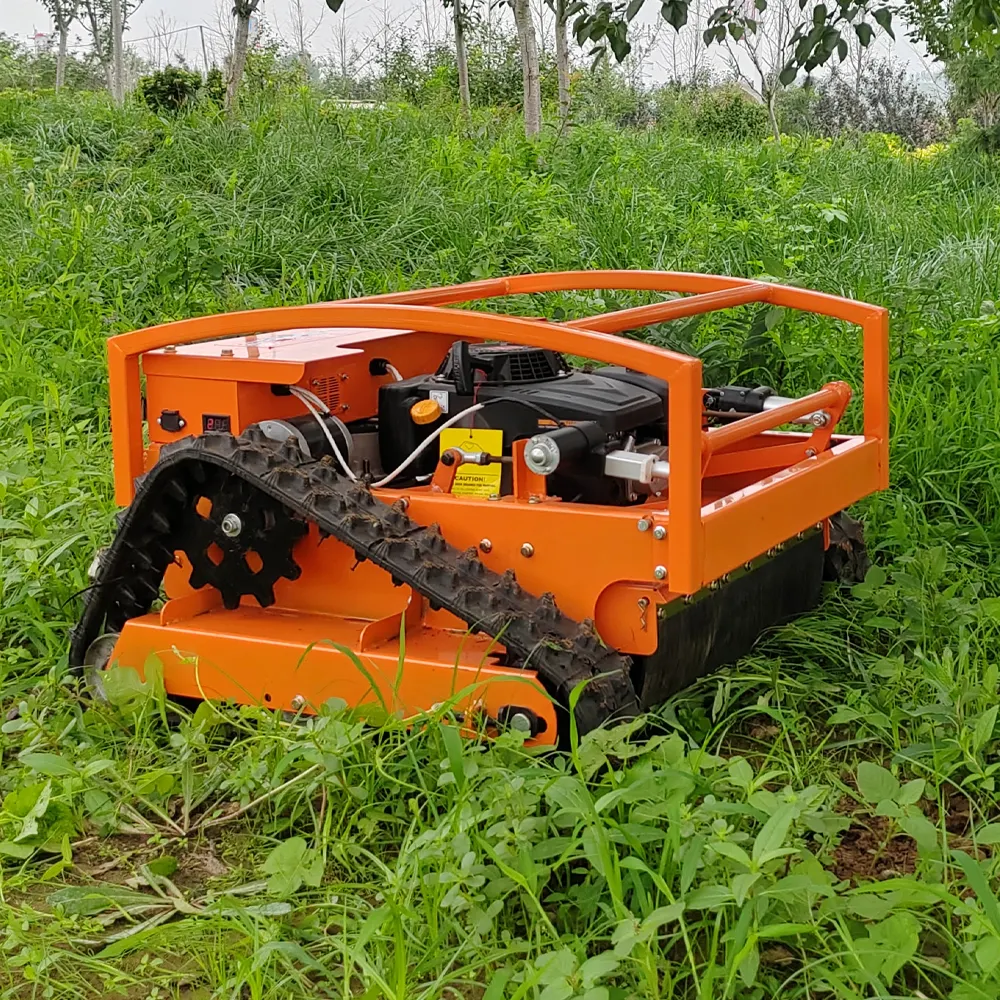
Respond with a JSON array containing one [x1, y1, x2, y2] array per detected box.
[[692, 86, 769, 141], [776, 82, 821, 135], [572, 67, 656, 128], [205, 67, 226, 108], [137, 65, 203, 113], [809, 59, 947, 147]]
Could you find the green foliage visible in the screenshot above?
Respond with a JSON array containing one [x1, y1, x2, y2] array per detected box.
[[0, 30, 105, 91], [692, 85, 769, 140], [205, 66, 226, 107], [136, 65, 204, 114]]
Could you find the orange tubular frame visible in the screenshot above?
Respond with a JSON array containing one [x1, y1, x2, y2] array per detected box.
[[107, 271, 889, 597]]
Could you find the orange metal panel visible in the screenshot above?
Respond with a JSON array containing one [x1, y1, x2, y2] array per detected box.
[[109, 606, 558, 744], [594, 582, 666, 656], [700, 437, 882, 582]]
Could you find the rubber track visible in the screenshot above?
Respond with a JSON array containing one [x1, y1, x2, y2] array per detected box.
[[71, 429, 640, 735]]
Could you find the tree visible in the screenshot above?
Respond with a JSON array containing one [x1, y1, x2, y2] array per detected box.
[[285, 0, 325, 77], [227, 0, 263, 111], [571, 0, 999, 82], [39, 0, 79, 91], [511, 0, 543, 132], [904, 0, 999, 140], [553, 0, 574, 122], [80, 0, 143, 97], [724, 0, 798, 140], [327, 0, 472, 116], [110, 0, 123, 103]]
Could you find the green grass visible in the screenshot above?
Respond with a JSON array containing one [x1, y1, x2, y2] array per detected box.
[[3, 89, 1000, 998]]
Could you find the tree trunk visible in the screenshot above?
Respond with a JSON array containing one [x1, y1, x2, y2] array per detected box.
[[452, 0, 471, 115], [56, 23, 68, 91], [766, 89, 780, 142], [110, 0, 124, 105], [83, 1, 115, 95], [226, 6, 252, 113], [554, 0, 570, 125], [512, 0, 541, 136]]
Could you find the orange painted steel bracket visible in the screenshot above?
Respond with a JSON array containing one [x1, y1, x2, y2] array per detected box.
[[107, 270, 889, 597]]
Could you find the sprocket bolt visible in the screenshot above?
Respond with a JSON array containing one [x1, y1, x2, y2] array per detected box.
[[221, 513, 243, 538]]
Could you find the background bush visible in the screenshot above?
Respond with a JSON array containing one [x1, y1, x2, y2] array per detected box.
[[137, 65, 204, 114]]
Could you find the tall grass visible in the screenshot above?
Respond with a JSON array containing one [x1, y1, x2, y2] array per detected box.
[[3, 90, 1000, 998]]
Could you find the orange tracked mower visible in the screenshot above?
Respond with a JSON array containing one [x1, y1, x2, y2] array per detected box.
[[72, 271, 889, 743]]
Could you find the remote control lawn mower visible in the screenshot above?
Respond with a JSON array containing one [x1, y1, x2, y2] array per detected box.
[[72, 271, 888, 744]]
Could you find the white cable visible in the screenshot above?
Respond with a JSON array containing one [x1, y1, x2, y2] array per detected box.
[[289, 386, 357, 481], [386, 363, 403, 382], [372, 402, 485, 488]]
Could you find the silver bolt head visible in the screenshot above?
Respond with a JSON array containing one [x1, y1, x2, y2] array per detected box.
[[508, 712, 533, 733], [637, 518, 651, 532], [221, 513, 243, 538], [479, 538, 492, 553], [291, 694, 306, 711], [520, 543, 534, 557], [653, 565, 667, 580], [652, 525, 666, 540]]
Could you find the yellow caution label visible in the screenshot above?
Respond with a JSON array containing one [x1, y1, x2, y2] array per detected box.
[[440, 428, 503, 498]]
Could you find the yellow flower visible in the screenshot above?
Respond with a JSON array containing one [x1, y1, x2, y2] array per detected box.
[[910, 142, 948, 160]]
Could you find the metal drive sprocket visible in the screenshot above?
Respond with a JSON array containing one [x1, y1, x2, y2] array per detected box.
[[174, 470, 308, 609]]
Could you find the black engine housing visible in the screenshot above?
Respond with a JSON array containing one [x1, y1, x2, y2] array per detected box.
[[377, 342, 667, 496]]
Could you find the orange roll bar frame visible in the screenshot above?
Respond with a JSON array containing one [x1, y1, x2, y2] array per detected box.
[[106, 271, 889, 598]]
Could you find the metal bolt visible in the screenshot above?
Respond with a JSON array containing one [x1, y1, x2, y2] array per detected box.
[[710, 579, 723, 590], [311, 378, 321, 386], [805, 448, 817, 458], [637, 518, 651, 532], [488, 493, 500, 501], [163, 344, 177, 353], [508, 712, 533, 734], [653, 525, 666, 540], [653, 565, 667, 580], [521, 543, 534, 557], [221, 513, 243, 538], [340, 373, 349, 381], [291, 694, 306, 711], [744, 561, 753, 571], [341, 404, 350, 412], [220, 347, 234, 358], [527, 495, 542, 504], [479, 538, 492, 553]]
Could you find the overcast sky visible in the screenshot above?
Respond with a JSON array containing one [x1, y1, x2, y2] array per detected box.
[[2, 0, 941, 87]]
